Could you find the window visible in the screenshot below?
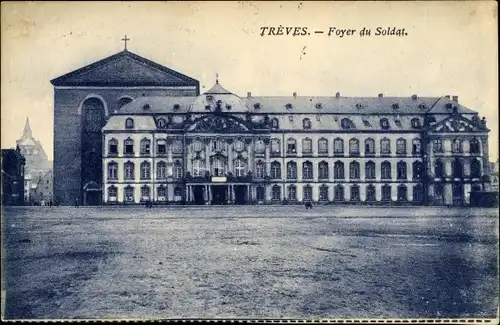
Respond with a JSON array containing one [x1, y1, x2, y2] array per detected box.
[[397, 161, 407, 180], [108, 186, 117, 200], [193, 140, 203, 152], [334, 138, 344, 154], [157, 186, 166, 199], [287, 161, 297, 179], [412, 139, 421, 155], [349, 138, 360, 155], [319, 185, 329, 201], [382, 185, 392, 201], [433, 139, 443, 153], [318, 161, 329, 180], [396, 138, 406, 155], [141, 186, 151, 200], [174, 186, 182, 197], [157, 140, 167, 155], [272, 185, 281, 200], [303, 161, 313, 180], [397, 185, 407, 201], [380, 118, 390, 129], [435, 183, 444, 204], [318, 138, 328, 154], [334, 185, 344, 201], [124, 162, 135, 180], [271, 138, 280, 154], [255, 140, 265, 154], [411, 118, 421, 128], [108, 162, 118, 180], [140, 161, 151, 180], [413, 184, 423, 202], [365, 161, 376, 180], [413, 161, 423, 180], [287, 138, 297, 153], [271, 118, 279, 129], [341, 118, 352, 129], [213, 139, 224, 152], [172, 140, 183, 154], [302, 138, 312, 154], [256, 186, 265, 201], [192, 159, 204, 177], [173, 161, 183, 179], [365, 138, 375, 155], [124, 138, 134, 155], [381, 161, 391, 180], [366, 185, 376, 201], [287, 185, 297, 201], [255, 161, 265, 178], [271, 161, 281, 179], [108, 138, 118, 155], [470, 138, 480, 154], [452, 139, 462, 153], [302, 118, 312, 129], [234, 159, 245, 177], [452, 158, 463, 178], [334, 161, 344, 179], [234, 140, 244, 152], [140, 138, 151, 155], [157, 118, 167, 129], [303, 185, 313, 201], [435, 159, 444, 178], [380, 138, 391, 155], [471, 159, 481, 178], [350, 185, 360, 201], [157, 161, 167, 179], [124, 186, 134, 202], [349, 161, 360, 179], [125, 118, 134, 129]]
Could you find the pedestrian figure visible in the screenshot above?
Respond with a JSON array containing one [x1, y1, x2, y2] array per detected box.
[[305, 200, 312, 209], [74, 198, 79, 208], [49, 200, 53, 207]]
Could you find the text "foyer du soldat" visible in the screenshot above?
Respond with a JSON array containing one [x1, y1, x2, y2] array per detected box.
[[260, 26, 408, 37]]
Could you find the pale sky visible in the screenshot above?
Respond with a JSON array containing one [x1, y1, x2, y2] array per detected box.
[[1, 1, 498, 161]]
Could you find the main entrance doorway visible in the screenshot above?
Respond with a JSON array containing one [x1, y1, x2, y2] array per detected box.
[[83, 181, 102, 206], [234, 185, 247, 205], [211, 185, 228, 205], [193, 186, 206, 205]]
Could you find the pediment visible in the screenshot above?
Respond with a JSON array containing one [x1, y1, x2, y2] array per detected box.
[[186, 115, 251, 133], [427, 114, 488, 133], [51, 51, 199, 87]]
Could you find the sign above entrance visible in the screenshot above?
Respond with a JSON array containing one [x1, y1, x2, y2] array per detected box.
[[212, 176, 227, 183]]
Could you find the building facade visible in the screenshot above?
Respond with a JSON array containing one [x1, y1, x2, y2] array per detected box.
[[52, 49, 491, 206], [1, 147, 26, 206]]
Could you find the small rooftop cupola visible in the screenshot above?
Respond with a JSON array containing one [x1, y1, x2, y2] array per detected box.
[[204, 74, 233, 95], [21, 117, 33, 140]]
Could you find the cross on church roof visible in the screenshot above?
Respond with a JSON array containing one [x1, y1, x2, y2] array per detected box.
[[216, 73, 219, 84], [121, 35, 130, 51]]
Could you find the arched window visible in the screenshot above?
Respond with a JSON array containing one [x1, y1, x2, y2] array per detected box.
[[413, 184, 423, 202], [318, 161, 329, 180], [470, 138, 480, 154], [302, 138, 312, 154], [302, 118, 312, 129], [107, 161, 118, 180], [193, 139, 204, 152], [140, 161, 151, 180], [157, 161, 167, 179], [471, 159, 481, 178], [452, 139, 462, 153], [192, 159, 204, 177], [413, 161, 423, 180], [412, 139, 421, 155], [108, 138, 118, 155], [157, 186, 167, 199], [272, 185, 281, 200], [234, 159, 245, 177], [366, 184, 376, 201], [255, 161, 265, 178], [365, 161, 376, 180], [271, 161, 281, 179], [350, 185, 360, 201], [452, 158, 463, 178], [334, 138, 344, 154], [433, 139, 443, 153], [350, 161, 360, 179], [396, 138, 406, 155], [173, 161, 183, 179], [318, 138, 328, 154], [397, 185, 407, 201], [380, 118, 390, 129], [287, 138, 297, 153], [381, 161, 391, 179], [365, 138, 375, 155], [303, 161, 313, 179], [157, 118, 167, 129], [140, 138, 151, 155], [397, 161, 407, 180], [287, 161, 297, 179], [303, 185, 313, 201], [271, 118, 279, 129], [124, 185, 134, 202], [271, 138, 280, 154], [319, 185, 329, 201], [349, 138, 360, 155], [382, 184, 392, 201], [255, 140, 265, 154], [334, 185, 344, 201], [213, 139, 224, 152], [381, 138, 391, 155], [141, 185, 151, 200], [117, 97, 133, 109], [124, 138, 134, 155], [125, 118, 134, 129], [124, 161, 135, 180], [108, 186, 117, 200], [334, 161, 344, 179], [83, 98, 105, 132], [287, 185, 297, 201], [435, 159, 444, 178]]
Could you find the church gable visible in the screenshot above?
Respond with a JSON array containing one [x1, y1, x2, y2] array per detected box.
[[427, 114, 488, 133], [186, 115, 251, 133], [51, 50, 199, 87]]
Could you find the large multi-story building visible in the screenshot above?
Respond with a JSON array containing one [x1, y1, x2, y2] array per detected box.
[[52, 49, 491, 206], [1, 147, 26, 206]]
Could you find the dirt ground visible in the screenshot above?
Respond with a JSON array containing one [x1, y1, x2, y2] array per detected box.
[[1, 206, 498, 320]]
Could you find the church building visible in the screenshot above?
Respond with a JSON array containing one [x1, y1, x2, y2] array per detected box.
[[51, 45, 491, 206]]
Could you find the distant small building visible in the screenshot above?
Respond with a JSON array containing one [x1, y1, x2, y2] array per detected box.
[[1, 147, 26, 206], [32, 169, 53, 205]]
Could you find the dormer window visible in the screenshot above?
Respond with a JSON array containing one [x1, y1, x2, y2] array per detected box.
[[380, 118, 390, 129], [206, 95, 213, 101], [205, 105, 211, 110], [302, 118, 312, 130], [226, 104, 232, 110], [418, 104, 427, 110], [254, 103, 261, 110], [288, 115, 294, 122], [411, 118, 421, 128], [341, 118, 351, 129], [271, 118, 279, 129], [392, 103, 399, 110], [356, 103, 364, 110], [125, 118, 134, 129], [173, 104, 180, 111], [158, 118, 167, 129], [445, 103, 453, 109], [286, 103, 293, 110], [315, 103, 323, 110], [142, 104, 150, 110]]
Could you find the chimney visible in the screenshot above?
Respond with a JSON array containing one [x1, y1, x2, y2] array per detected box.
[[411, 94, 418, 100], [335, 92, 340, 98], [247, 92, 252, 98], [445, 95, 450, 99], [293, 92, 297, 98], [378, 93, 383, 98], [452, 95, 458, 102]]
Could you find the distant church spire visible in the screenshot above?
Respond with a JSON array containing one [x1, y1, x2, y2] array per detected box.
[[22, 117, 33, 139]]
